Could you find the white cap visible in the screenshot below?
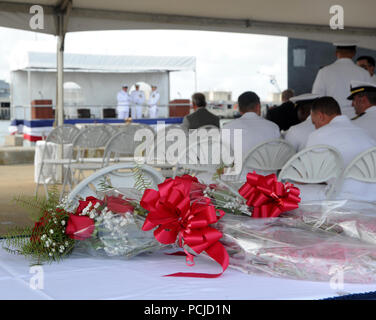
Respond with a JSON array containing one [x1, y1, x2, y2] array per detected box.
[[347, 80, 376, 100], [122, 84, 128, 88], [333, 40, 357, 47], [350, 80, 376, 89], [290, 93, 322, 103]]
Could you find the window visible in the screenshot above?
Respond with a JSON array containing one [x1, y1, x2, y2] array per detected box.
[[293, 48, 306, 67]]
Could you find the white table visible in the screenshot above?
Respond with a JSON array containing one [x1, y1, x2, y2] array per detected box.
[[1, 245, 375, 300]]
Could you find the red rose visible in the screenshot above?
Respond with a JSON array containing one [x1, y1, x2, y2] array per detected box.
[[65, 214, 95, 240], [105, 196, 134, 216], [76, 196, 103, 215]]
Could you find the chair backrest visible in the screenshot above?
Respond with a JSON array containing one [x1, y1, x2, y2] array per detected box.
[[146, 124, 188, 164], [342, 146, 376, 183], [242, 139, 296, 172], [174, 136, 233, 178], [103, 124, 119, 137], [45, 124, 80, 145], [278, 144, 344, 184], [103, 125, 155, 165], [66, 163, 164, 207], [119, 123, 155, 133], [72, 125, 112, 150]]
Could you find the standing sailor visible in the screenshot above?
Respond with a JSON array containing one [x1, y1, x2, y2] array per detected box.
[[312, 41, 371, 119], [116, 84, 131, 120], [148, 85, 160, 118], [130, 84, 145, 119]]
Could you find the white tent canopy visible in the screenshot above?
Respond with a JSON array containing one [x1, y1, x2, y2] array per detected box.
[[0, 0, 375, 49], [10, 51, 196, 73], [1, 0, 376, 125]]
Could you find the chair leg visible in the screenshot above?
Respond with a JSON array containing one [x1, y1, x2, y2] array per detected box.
[[35, 160, 44, 197]]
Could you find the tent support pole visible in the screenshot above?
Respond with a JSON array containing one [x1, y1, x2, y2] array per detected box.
[[56, 16, 65, 128]]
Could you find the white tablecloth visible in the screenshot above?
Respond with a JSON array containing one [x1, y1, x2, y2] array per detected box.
[[1, 246, 375, 300]]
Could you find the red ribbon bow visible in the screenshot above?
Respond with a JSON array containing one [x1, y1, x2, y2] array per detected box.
[[141, 175, 229, 278], [238, 172, 301, 218]]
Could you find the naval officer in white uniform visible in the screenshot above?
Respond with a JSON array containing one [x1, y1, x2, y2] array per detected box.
[[300, 96, 376, 203], [347, 80, 376, 141], [284, 93, 321, 152], [312, 42, 371, 119], [116, 84, 131, 120], [356, 56, 376, 84], [148, 85, 160, 118], [130, 84, 145, 119]]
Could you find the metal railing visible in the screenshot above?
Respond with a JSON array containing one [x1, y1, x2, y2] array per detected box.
[[11, 103, 238, 120]]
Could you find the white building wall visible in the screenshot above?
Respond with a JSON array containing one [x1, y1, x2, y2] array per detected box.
[[11, 70, 170, 119]]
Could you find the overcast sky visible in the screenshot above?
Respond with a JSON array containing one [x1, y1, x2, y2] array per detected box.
[[0, 27, 287, 102]]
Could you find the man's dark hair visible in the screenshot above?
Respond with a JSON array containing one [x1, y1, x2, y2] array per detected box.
[[296, 99, 316, 122], [356, 56, 376, 67], [311, 96, 341, 116], [238, 91, 260, 113], [358, 92, 376, 105], [191, 93, 207, 108]]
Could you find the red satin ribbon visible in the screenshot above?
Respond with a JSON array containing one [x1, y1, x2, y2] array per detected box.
[[141, 175, 229, 278], [238, 172, 301, 218]]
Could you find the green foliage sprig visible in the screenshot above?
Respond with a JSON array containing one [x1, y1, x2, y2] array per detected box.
[[132, 164, 152, 192], [2, 186, 75, 265]]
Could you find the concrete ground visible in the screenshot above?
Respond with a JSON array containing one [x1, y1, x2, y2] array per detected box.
[[0, 164, 46, 236]]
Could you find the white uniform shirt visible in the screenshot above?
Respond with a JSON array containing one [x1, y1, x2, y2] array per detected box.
[[371, 74, 376, 84], [352, 106, 376, 141], [312, 58, 371, 115], [117, 90, 131, 107], [148, 90, 160, 107], [306, 115, 376, 201], [223, 112, 281, 160], [284, 116, 315, 152], [131, 90, 145, 106]]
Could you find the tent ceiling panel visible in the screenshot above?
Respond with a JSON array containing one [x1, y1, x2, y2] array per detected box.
[[0, 0, 376, 49], [10, 51, 196, 73]]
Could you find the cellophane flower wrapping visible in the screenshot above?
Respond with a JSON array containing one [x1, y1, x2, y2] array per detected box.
[[286, 200, 376, 245], [218, 214, 376, 283], [68, 179, 250, 261], [68, 188, 166, 259]]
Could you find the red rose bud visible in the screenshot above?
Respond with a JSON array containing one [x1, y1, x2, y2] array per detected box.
[[65, 214, 95, 240], [105, 196, 134, 215]]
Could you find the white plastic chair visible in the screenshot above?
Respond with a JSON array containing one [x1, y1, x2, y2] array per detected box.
[[145, 124, 187, 177], [341, 146, 376, 183], [102, 125, 155, 167], [219, 139, 295, 193], [278, 145, 344, 199], [62, 125, 113, 197], [242, 139, 296, 174], [103, 124, 119, 137], [173, 135, 233, 184], [35, 124, 80, 198], [66, 163, 164, 208]]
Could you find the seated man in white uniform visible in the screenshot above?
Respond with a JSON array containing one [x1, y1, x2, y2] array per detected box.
[[347, 81, 376, 141], [116, 84, 131, 120], [284, 93, 321, 152], [299, 96, 376, 202], [148, 85, 160, 118], [223, 91, 280, 179], [312, 42, 371, 119], [130, 84, 145, 119]]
